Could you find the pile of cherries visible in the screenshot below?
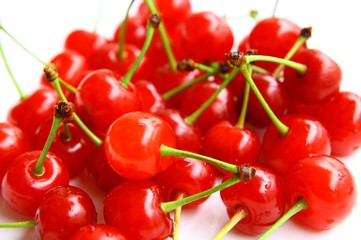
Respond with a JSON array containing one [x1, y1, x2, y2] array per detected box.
[[0, 0, 360, 239]]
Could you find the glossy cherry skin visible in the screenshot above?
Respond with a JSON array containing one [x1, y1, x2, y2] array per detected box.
[[103, 180, 173, 240], [64, 29, 109, 60], [86, 145, 125, 192], [220, 164, 285, 236], [69, 224, 127, 240], [113, 15, 146, 49], [134, 80, 167, 114], [262, 114, 331, 175], [7, 86, 59, 139], [0, 122, 32, 184], [152, 157, 216, 208], [179, 11, 234, 62], [74, 69, 141, 135], [315, 91, 361, 156], [1, 151, 69, 216], [156, 108, 203, 153], [283, 48, 342, 103], [104, 111, 176, 180], [236, 72, 289, 128], [202, 120, 261, 174], [248, 17, 304, 72], [35, 185, 97, 240], [284, 154, 357, 230], [34, 119, 96, 177], [180, 80, 238, 133]]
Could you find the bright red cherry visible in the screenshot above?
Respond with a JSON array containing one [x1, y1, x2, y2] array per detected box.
[[7, 86, 59, 139], [179, 11, 234, 62], [202, 120, 261, 174], [104, 111, 176, 180], [134, 80, 167, 114], [113, 16, 146, 49], [152, 157, 216, 208], [283, 154, 357, 230], [1, 151, 69, 216], [262, 114, 331, 175], [0, 122, 32, 183], [74, 69, 141, 135], [220, 164, 285, 236], [283, 48, 342, 103], [69, 224, 127, 240], [35, 185, 97, 240], [103, 179, 173, 240]]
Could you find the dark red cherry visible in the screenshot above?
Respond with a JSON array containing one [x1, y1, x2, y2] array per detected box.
[[283, 48, 342, 103], [104, 111, 176, 180], [35, 185, 97, 240], [1, 151, 69, 216], [69, 224, 127, 240], [103, 179, 173, 240], [179, 11, 234, 62]]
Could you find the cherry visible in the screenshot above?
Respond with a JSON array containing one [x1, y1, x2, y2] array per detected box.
[[152, 157, 216, 208], [113, 15, 147, 50], [219, 164, 285, 236], [103, 179, 173, 240], [1, 150, 69, 216], [179, 11, 234, 62], [104, 111, 176, 180], [69, 224, 127, 240], [262, 114, 331, 175], [134, 79, 167, 113], [283, 48, 342, 103], [7, 86, 59, 139], [74, 68, 141, 135], [34, 185, 97, 240], [156, 108, 203, 153]]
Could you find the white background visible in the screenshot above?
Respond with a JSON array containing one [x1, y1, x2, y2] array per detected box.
[[1, 0, 361, 239]]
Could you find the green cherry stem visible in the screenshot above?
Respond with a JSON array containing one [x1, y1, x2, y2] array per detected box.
[[184, 68, 238, 125], [212, 207, 248, 240], [32, 101, 71, 176], [173, 192, 185, 240], [239, 64, 289, 135], [235, 66, 252, 129], [43, 66, 103, 147], [121, 14, 158, 88], [117, 0, 135, 59], [144, 0, 177, 71], [0, 38, 27, 100], [160, 145, 238, 173], [93, 0, 105, 32], [0, 221, 35, 228], [258, 198, 309, 240]]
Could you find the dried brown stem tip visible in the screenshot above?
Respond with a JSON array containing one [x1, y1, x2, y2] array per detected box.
[[218, 61, 230, 74], [43, 64, 59, 82], [238, 164, 256, 182], [300, 27, 312, 39], [225, 51, 245, 67], [54, 101, 75, 123], [148, 14, 161, 28], [177, 58, 196, 71]]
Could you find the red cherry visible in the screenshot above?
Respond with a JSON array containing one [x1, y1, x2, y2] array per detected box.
[[179, 11, 234, 62], [34, 119, 96, 177], [202, 120, 261, 174], [0, 122, 32, 183], [156, 108, 203, 153], [180, 80, 238, 133], [104, 111, 176, 180], [1, 150, 69, 216], [112, 16, 146, 49], [283, 154, 357, 230], [248, 17, 304, 72], [134, 80, 167, 113], [152, 157, 216, 208], [69, 224, 127, 240], [236, 72, 289, 128], [7, 86, 59, 139], [34, 185, 97, 240], [74, 69, 141, 135], [283, 48, 342, 103], [64, 29, 109, 60], [316, 91, 361, 156], [103, 179, 173, 240], [220, 164, 285, 236], [262, 114, 331, 175]]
